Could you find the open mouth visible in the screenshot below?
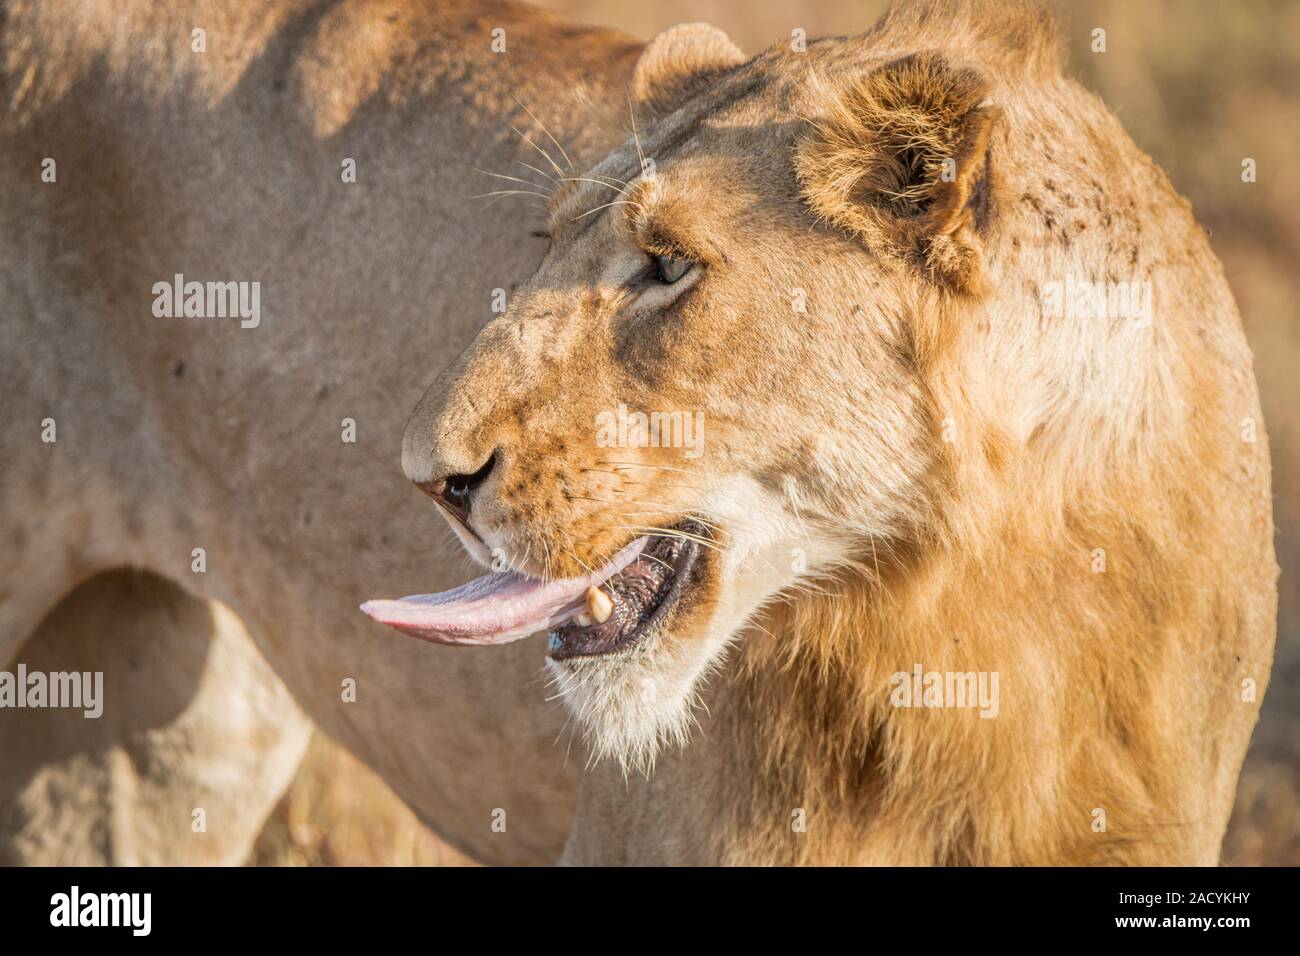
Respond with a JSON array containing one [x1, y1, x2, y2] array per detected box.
[[547, 520, 705, 659], [360, 520, 709, 657]]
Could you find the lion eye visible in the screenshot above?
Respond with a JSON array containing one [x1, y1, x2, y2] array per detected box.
[[654, 253, 692, 284]]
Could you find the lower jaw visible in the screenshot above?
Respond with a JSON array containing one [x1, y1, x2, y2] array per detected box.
[[547, 528, 705, 661]]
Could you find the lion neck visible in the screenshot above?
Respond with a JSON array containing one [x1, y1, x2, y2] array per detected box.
[[717, 514, 1155, 864], [710, 342, 1218, 865]]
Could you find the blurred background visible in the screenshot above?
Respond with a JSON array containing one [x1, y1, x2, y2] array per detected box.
[[247, 0, 1298, 865]]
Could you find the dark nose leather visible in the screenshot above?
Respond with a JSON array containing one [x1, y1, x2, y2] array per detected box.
[[416, 452, 496, 524]]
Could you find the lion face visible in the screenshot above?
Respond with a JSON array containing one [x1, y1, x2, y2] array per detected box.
[[396, 28, 999, 769]]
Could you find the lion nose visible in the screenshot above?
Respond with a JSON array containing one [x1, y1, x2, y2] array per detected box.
[[416, 452, 497, 524]]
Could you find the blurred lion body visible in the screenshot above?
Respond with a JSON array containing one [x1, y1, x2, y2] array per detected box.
[[0, 0, 1278, 866], [1, 0, 644, 865]]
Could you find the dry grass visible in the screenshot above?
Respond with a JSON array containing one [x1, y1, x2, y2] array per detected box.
[[251, 0, 1300, 866]]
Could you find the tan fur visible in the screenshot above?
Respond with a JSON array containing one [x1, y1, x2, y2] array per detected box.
[[4, 0, 1277, 866]]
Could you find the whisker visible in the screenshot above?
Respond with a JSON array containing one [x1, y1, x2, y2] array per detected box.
[[512, 96, 574, 170], [613, 525, 724, 554], [471, 188, 553, 201], [561, 175, 630, 192], [517, 159, 560, 187], [482, 193, 548, 212], [615, 507, 729, 535], [570, 199, 636, 221], [626, 90, 646, 173], [560, 528, 598, 578], [475, 168, 555, 195], [640, 552, 675, 573], [540, 535, 555, 583], [507, 121, 566, 178]]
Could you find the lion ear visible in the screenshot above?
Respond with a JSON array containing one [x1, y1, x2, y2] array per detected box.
[[795, 52, 1002, 296], [631, 23, 746, 118]]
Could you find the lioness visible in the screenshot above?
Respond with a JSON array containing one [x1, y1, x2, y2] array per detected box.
[[2, 0, 1277, 866]]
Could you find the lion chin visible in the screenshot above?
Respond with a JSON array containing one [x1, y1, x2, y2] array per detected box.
[[544, 636, 717, 776]]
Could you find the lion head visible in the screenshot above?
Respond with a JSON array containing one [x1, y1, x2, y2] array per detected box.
[[354, 0, 1278, 864], [363, 19, 1012, 771]]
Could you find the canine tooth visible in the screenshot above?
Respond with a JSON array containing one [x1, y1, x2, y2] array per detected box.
[[587, 586, 614, 624]]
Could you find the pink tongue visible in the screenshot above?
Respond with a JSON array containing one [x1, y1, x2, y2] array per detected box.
[[360, 536, 648, 646]]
